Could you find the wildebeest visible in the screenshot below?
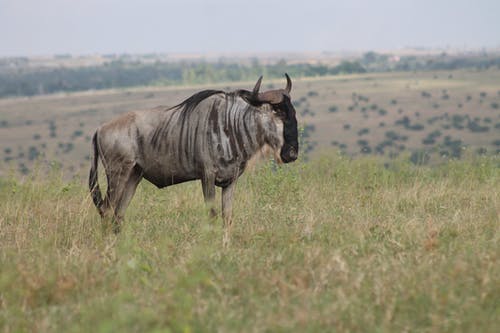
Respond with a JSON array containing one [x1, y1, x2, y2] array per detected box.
[[89, 74, 298, 245]]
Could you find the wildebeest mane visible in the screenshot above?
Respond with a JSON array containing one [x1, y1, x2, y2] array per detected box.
[[171, 89, 262, 114], [171, 89, 224, 113]]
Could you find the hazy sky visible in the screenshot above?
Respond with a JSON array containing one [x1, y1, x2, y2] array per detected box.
[[0, 0, 499, 56]]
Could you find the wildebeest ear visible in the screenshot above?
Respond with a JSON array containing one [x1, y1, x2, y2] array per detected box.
[[285, 73, 292, 94], [252, 76, 263, 96]]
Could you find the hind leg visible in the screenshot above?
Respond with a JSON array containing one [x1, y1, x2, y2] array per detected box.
[[100, 160, 135, 233], [113, 164, 143, 231]]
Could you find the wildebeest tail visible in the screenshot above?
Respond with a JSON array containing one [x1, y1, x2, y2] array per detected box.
[[89, 131, 103, 209]]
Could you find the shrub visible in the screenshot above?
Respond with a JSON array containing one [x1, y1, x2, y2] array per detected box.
[[357, 139, 368, 146], [343, 124, 351, 130], [360, 146, 372, 154], [476, 147, 487, 155], [18, 163, 29, 175], [395, 116, 410, 127], [328, 106, 338, 113], [407, 123, 425, 131], [410, 150, 430, 165], [72, 130, 84, 139], [467, 121, 489, 133], [357, 128, 370, 136], [301, 124, 316, 139], [28, 146, 40, 161], [422, 137, 436, 145], [385, 131, 407, 142], [49, 121, 57, 138]]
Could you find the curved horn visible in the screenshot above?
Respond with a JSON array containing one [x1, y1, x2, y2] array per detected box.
[[252, 76, 263, 96], [285, 73, 292, 93]]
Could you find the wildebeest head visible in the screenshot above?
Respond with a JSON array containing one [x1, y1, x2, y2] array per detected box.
[[252, 74, 299, 163]]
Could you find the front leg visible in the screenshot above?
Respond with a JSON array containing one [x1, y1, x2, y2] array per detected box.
[[201, 172, 217, 218], [222, 181, 236, 247]]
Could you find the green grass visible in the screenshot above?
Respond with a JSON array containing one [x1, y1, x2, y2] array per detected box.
[[0, 154, 499, 332]]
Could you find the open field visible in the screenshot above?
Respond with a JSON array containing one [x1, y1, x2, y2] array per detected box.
[[0, 155, 498, 332], [0, 68, 499, 177], [0, 68, 499, 330]]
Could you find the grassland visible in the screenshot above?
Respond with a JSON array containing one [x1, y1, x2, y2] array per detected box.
[[0, 65, 499, 331], [0, 154, 498, 332], [0, 68, 499, 177]]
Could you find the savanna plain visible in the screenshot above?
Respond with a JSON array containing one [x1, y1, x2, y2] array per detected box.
[[0, 68, 499, 332]]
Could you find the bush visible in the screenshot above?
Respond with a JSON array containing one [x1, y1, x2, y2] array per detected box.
[[72, 130, 84, 139], [410, 150, 430, 165], [407, 123, 425, 131], [467, 121, 489, 133], [28, 146, 40, 161], [328, 105, 338, 113], [357, 128, 370, 136], [422, 137, 435, 145], [357, 139, 369, 146]]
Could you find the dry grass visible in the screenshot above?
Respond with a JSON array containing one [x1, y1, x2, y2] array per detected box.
[[0, 154, 499, 332]]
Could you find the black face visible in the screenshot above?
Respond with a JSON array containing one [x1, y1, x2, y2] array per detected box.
[[273, 96, 299, 163]]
